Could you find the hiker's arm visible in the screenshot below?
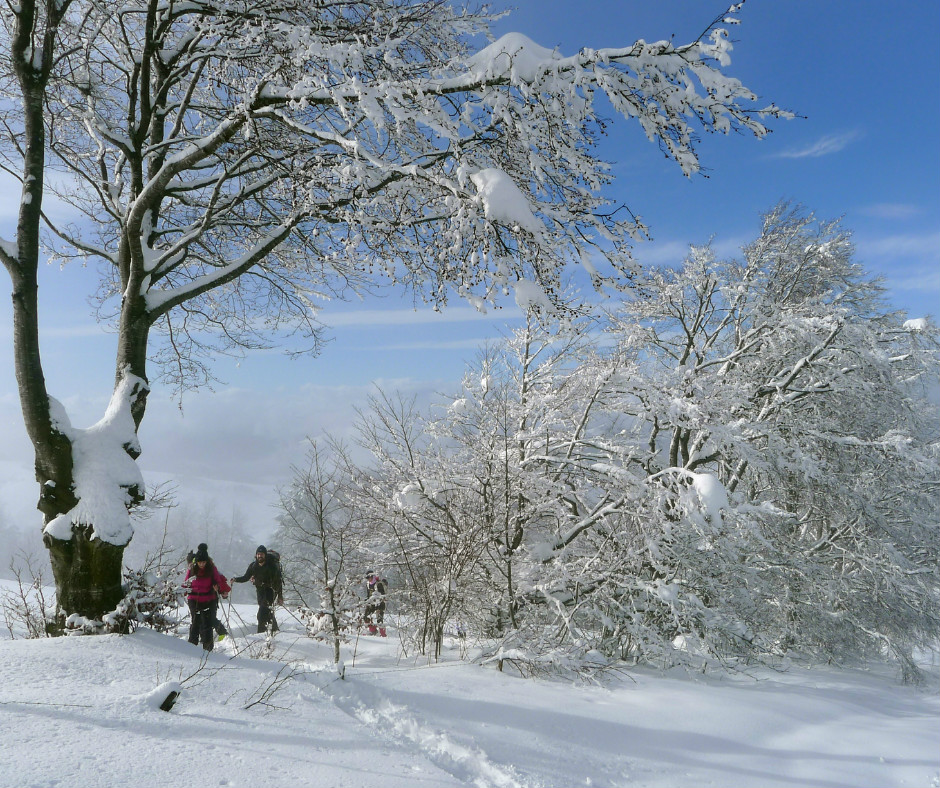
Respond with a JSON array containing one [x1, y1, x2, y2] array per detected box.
[[212, 568, 228, 597], [231, 564, 254, 583], [217, 573, 231, 596]]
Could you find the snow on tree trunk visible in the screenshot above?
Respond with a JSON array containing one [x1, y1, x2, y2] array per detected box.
[[40, 373, 147, 622]]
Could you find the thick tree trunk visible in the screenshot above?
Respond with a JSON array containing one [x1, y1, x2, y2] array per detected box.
[[5, 0, 134, 625], [44, 527, 126, 621], [2, 0, 130, 625], [39, 364, 148, 623]]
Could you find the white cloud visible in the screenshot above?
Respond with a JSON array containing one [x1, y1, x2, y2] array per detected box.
[[0, 324, 115, 342], [857, 230, 940, 264], [858, 203, 922, 220], [882, 264, 940, 293], [854, 230, 940, 313], [632, 240, 691, 266], [369, 337, 498, 352], [137, 378, 448, 482], [772, 131, 860, 159], [633, 235, 749, 267], [325, 304, 522, 328], [0, 460, 41, 530]]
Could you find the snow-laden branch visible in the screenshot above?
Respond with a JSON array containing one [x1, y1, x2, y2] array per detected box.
[[144, 217, 298, 315]]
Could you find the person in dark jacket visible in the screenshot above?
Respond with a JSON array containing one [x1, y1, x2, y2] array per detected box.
[[184, 547, 229, 651], [363, 570, 388, 637], [232, 545, 283, 634]]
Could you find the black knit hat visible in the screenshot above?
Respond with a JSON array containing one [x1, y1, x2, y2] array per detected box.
[[197, 543, 208, 552], [194, 547, 209, 563], [256, 545, 267, 554]]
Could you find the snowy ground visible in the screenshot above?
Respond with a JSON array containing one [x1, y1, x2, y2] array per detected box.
[[0, 593, 937, 788]]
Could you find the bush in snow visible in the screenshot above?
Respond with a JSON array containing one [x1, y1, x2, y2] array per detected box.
[[274, 439, 377, 663], [0, 553, 57, 639]]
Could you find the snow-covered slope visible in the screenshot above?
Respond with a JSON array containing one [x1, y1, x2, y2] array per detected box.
[[0, 598, 937, 788]]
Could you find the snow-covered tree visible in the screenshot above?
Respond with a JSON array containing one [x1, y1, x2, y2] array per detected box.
[[349, 388, 490, 658], [349, 314, 648, 668], [274, 439, 367, 663], [435, 318, 631, 659], [0, 0, 786, 620], [332, 204, 938, 677], [593, 204, 940, 675]]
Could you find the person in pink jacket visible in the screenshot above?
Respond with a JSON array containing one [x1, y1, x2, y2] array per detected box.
[[184, 547, 230, 651]]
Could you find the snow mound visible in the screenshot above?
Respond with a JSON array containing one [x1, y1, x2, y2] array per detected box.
[[681, 471, 729, 527], [470, 168, 543, 236], [512, 279, 552, 311], [394, 482, 424, 511], [467, 32, 560, 83], [140, 681, 182, 711]]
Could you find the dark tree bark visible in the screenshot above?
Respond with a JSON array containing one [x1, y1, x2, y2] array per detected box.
[[1, 0, 134, 621], [45, 528, 127, 618]]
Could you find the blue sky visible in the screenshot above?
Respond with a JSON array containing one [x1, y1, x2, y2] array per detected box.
[[1, 0, 937, 533]]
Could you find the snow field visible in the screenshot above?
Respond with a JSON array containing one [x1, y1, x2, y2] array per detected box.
[[0, 599, 937, 788]]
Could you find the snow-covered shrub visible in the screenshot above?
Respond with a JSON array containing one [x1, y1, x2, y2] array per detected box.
[[104, 565, 186, 634], [60, 556, 186, 636], [0, 554, 56, 639], [274, 439, 379, 663]]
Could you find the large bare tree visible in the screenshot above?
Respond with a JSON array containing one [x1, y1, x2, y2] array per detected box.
[[0, 0, 785, 621]]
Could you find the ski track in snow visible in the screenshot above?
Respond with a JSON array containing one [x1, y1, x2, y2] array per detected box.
[[309, 666, 531, 788]]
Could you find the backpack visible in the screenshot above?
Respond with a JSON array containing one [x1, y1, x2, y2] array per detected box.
[[266, 550, 283, 594]]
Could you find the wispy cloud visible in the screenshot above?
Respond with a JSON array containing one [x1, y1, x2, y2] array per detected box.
[[773, 131, 861, 159], [855, 230, 940, 301], [369, 337, 498, 352], [632, 234, 750, 267], [858, 203, 922, 220], [0, 323, 114, 341], [857, 230, 940, 267], [324, 304, 522, 328], [631, 240, 691, 266], [887, 266, 940, 293]]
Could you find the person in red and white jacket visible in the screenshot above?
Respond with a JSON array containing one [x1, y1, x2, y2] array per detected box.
[[183, 546, 230, 651]]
